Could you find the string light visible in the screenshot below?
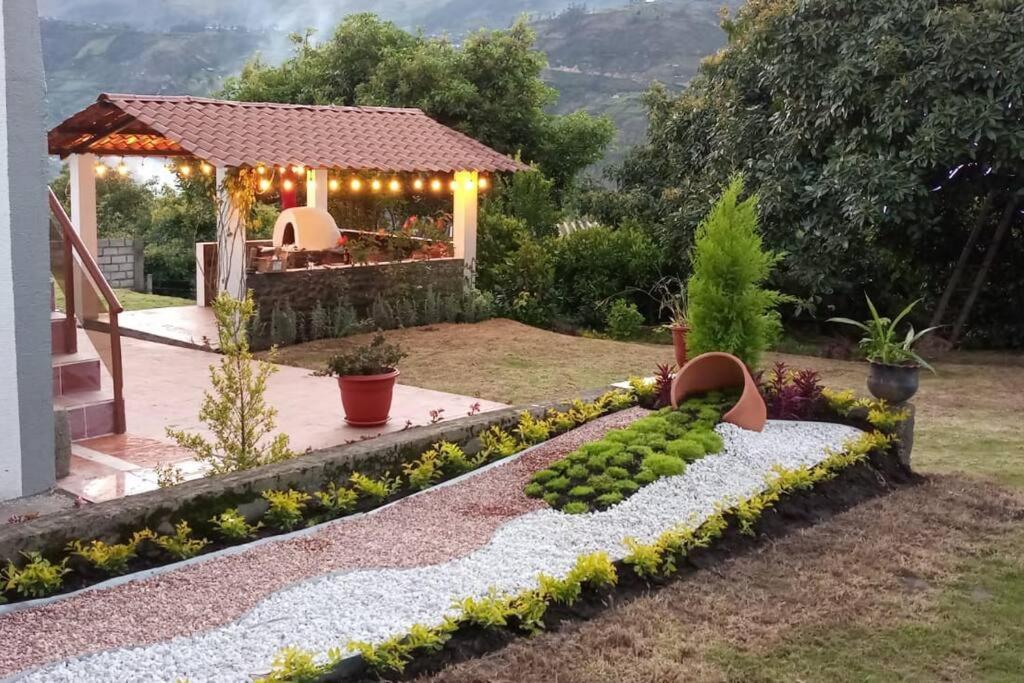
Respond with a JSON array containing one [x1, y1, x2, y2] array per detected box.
[[329, 178, 340, 192], [256, 165, 267, 175], [94, 163, 108, 178], [291, 165, 305, 175], [478, 176, 489, 190], [180, 164, 192, 177], [116, 160, 129, 177], [258, 178, 272, 194], [371, 179, 382, 192], [282, 178, 295, 192], [464, 179, 475, 191], [200, 162, 213, 176], [388, 178, 401, 193], [350, 178, 362, 192], [430, 178, 442, 192], [413, 178, 425, 191], [449, 180, 457, 192]]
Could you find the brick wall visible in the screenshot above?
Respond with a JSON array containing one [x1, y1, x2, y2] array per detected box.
[[247, 257, 466, 318], [95, 238, 143, 290]]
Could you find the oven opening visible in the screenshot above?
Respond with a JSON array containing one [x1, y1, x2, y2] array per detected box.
[[281, 222, 295, 246]]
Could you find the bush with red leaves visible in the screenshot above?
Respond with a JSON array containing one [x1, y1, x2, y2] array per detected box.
[[756, 361, 824, 420]]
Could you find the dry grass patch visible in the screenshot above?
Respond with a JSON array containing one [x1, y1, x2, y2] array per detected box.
[[413, 477, 1024, 683]]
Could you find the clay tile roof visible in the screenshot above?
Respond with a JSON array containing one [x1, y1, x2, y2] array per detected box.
[[47, 94, 528, 173]]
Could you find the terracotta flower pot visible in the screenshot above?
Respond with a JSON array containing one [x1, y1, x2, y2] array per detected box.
[[670, 352, 767, 432], [337, 369, 400, 427], [670, 324, 689, 368], [866, 361, 919, 404]]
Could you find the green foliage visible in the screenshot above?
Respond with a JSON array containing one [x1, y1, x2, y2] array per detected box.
[[829, 296, 938, 370], [550, 224, 661, 328], [686, 177, 786, 368], [606, 299, 645, 340], [641, 453, 686, 478], [66, 530, 154, 575], [269, 303, 298, 347], [318, 333, 406, 377], [665, 438, 705, 462], [166, 292, 295, 475], [256, 645, 342, 683], [154, 522, 209, 560], [209, 509, 261, 541], [568, 485, 595, 499], [627, 377, 657, 407], [402, 448, 444, 491], [615, 0, 1024, 344], [479, 425, 520, 460], [524, 482, 545, 498], [530, 469, 559, 485], [455, 589, 512, 629], [224, 16, 610, 192], [314, 482, 360, 517], [349, 471, 400, 502], [514, 411, 552, 446], [623, 537, 663, 578], [261, 490, 311, 531], [867, 404, 911, 433], [3, 552, 70, 598], [595, 491, 624, 507], [562, 501, 590, 514]]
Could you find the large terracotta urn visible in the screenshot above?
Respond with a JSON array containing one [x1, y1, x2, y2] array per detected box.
[[670, 352, 766, 432]]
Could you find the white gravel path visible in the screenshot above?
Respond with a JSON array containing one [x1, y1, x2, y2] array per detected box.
[[17, 420, 860, 683]]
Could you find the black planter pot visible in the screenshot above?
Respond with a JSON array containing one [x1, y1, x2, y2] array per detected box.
[[866, 361, 920, 404]]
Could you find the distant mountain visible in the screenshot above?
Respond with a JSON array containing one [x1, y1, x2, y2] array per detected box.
[[40, 1, 741, 172]]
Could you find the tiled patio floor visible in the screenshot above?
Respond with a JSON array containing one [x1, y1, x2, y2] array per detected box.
[[58, 336, 507, 502]]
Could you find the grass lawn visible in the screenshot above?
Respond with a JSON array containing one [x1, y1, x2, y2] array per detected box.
[[53, 287, 193, 313], [274, 318, 1024, 682]]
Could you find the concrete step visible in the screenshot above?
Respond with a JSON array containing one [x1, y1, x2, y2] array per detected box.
[[54, 388, 117, 440], [52, 352, 102, 396], [51, 312, 75, 355]]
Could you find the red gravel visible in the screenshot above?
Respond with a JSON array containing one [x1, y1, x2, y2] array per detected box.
[[0, 408, 646, 677]]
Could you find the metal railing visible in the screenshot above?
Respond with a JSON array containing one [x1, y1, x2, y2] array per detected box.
[[48, 189, 126, 433]]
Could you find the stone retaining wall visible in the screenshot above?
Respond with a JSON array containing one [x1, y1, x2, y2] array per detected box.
[[247, 257, 465, 318], [96, 237, 143, 290]]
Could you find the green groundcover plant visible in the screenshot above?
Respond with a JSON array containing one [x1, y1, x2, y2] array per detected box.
[[526, 392, 734, 513]]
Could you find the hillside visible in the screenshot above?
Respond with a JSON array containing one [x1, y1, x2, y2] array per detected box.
[[40, 1, 740, 170], [534, 0, 741, 169]]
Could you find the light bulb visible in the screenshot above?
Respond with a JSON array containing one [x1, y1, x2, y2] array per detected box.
[[371, 179, 382, 192], [94, 163, 108, 178], [258, 178, 272, 193], [283, 178, 294, 191], [180, 165, 192, 177], [464, 179, 475, 191], [449, 180, 457, 192], [292, 165, 304, 175], [478, 176, 489, 190], [430, 179, 442, 192], [256, 165, 267, 175], [388, 178, 401, 193], [200, 162, 213, 176], [116, 162, 129, 177], [329, 178, 340, 192], [351, 178, 363, 191], [413, 178, 425, 191]]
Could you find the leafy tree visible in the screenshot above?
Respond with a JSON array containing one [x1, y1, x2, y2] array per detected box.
[[686, 176, 786, 369], [166, 291, 294, 475], [614, 0, 1024, 345], [51, 166, 155, 239], [222, 14, 612, 194]]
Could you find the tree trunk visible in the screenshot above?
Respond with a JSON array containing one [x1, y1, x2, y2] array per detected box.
[[949, 196, 1020, 346], [929, 188, 996, 328]]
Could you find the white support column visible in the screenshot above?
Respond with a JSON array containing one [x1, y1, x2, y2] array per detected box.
[[69, 152, 100, 319], [307, 168, 329, 211], [452, 170, 478, 281], [0, 0, 55, 498], [215, 167, 247, 300]]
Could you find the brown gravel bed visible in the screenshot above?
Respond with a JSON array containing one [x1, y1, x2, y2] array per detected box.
[[0, 408, 647, 677]]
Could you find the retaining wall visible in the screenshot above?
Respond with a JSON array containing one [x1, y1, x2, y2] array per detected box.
[[96, 237, 144, 290]]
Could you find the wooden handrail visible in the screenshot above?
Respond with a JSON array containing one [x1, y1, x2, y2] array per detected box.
[[48, 188, 126, 433], [48, 189, 123, 314]]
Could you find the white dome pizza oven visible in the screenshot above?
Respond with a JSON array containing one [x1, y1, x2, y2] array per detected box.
[[272, 207, 342, 251]]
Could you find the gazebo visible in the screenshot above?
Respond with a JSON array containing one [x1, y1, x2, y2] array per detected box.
[[47, 94, 527, 317]]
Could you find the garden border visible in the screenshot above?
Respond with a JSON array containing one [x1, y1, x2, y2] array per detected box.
[[0, 389, 611, 562]]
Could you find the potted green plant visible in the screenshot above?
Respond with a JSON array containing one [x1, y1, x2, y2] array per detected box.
[[316, 333, 407, 426], [828, 296, 937, 403], [659, 282, 690, 368]]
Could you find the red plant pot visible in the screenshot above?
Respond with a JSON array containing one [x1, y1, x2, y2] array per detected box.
[[671, 324, 690, 368], [337, 369, 400, 427]]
